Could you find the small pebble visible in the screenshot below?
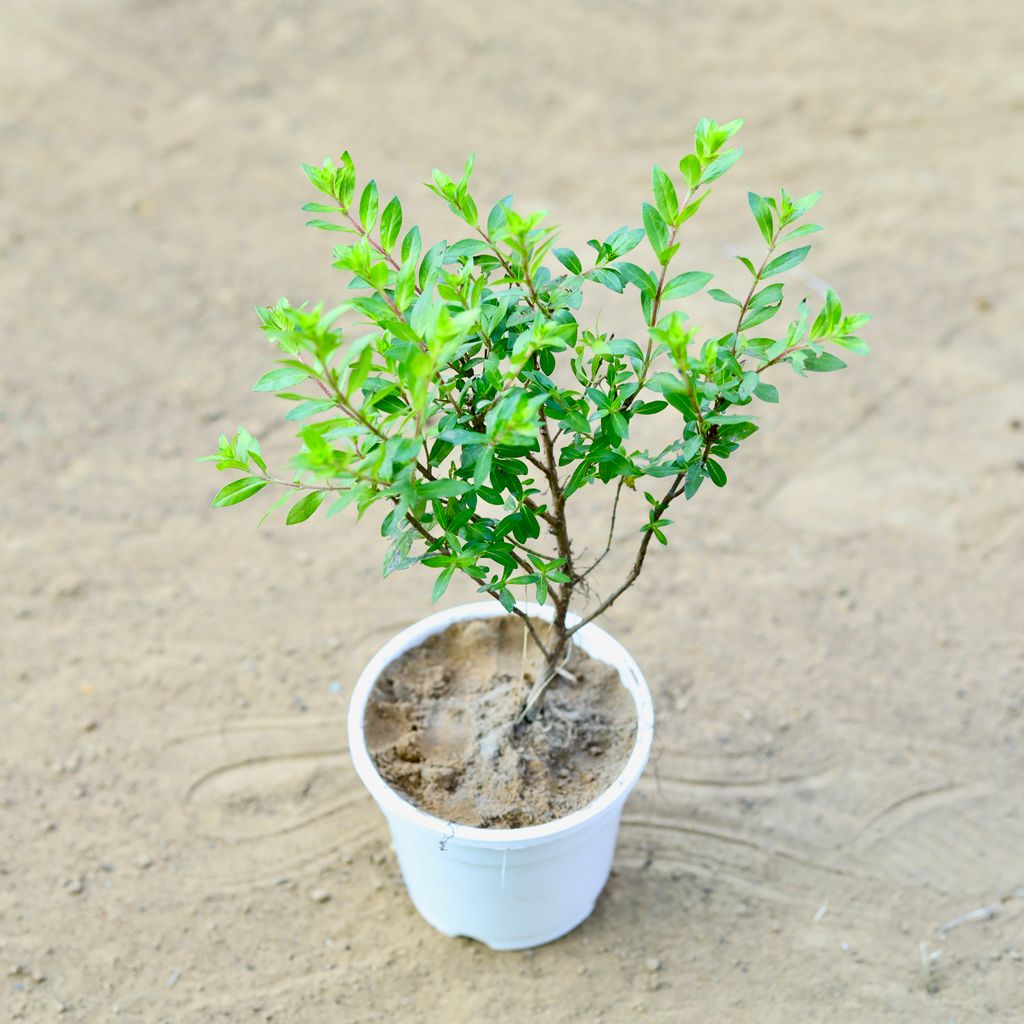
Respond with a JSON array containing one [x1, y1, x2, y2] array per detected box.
[[136, 855, 153, 870], [645, 957, 662, 973], [65, 877, 85, 896], [310, 889, 332, 904], [82, 719, 99, 733]]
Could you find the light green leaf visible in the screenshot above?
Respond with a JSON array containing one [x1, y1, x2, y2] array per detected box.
[[642, 202, 669, 259], [253, 366, 311, 391], [652, 165, 678, 224], [359, 180, 379, 233], [700, 147, 742, 184], [762, 245, 811, 278], [748, 192, 774, 245], [417, 479, 473, 499], [380, 196, 402, 251], [212, 477, 267, 508], [286, 490, 327, 525], [663, 271, 712, 300]]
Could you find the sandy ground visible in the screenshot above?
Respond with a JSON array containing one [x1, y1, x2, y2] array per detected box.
[[3, 0, 1023, 1020]]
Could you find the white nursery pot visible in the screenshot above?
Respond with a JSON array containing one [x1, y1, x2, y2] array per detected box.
[[347, 601, 655, 951]]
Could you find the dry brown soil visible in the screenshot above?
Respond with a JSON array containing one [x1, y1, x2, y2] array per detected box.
[[364, 616, 635, 828], [2, 1, 1023, 1021]]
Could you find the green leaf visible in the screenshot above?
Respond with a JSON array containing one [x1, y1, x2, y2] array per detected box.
[[253, 366, 311, 391], [432, 566, 455, 602], [683, 464, 704, 499], [754, 381, 779, 403], [401, 225, 422, 265], [615, 262, 657, 296], [706, 414, 757, 425], [212, 477, 267, 508], [663, 271, 712, 300], [487, 195, 512, 235], [553, 247, 582, 274], [380, 196, 402, 251], [782, 223, 822, 241], [286, 490, 327, 525], [642, 202, 669, 259], [652, 165, 678, 224], [706, 459, 727, 486], [740, 303, 781, 330], [305, 219, 350, 232], [762, 245, 811, 278], [417, 479, 473, 499], [748, 192, 774, 245], [803, 352, 847, 372], [588, 267, 623, 293], [700, 147, 742, 184], [284, 398, 337, 421], [678, 154, 701, 190], [708, 288, 742, 307], [359, 180, 379, 233]]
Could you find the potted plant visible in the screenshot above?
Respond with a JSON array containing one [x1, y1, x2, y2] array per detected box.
[[204, 117, 869, 949]]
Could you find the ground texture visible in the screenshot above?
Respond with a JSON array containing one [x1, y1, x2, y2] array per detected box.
[[3, 1, 1023, 1020]]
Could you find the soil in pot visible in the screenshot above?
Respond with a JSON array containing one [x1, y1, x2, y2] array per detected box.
[[363, 615, 637, 828]]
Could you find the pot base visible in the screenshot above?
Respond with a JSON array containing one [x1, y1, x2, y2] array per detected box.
[[349, 602, 654, 950]]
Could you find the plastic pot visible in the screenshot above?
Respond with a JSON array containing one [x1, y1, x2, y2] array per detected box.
[[347, 601, 655, 951]]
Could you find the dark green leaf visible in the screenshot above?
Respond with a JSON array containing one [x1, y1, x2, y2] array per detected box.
[[432, 566, 455, 602], [706, 459, 727, 486], [552, 247, 582, 274]]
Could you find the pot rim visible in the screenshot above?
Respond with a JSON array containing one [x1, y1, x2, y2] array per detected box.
[[347, 600, 655, 849]]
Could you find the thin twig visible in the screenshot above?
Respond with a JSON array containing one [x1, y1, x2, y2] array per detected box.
[[581, 479, 624, 580]]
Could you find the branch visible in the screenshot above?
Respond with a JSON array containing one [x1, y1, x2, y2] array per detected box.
[[580, 478, 624, 579], [565, 471, 688, 640]]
